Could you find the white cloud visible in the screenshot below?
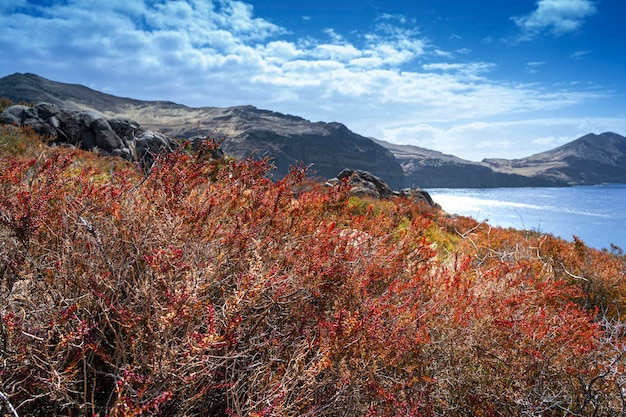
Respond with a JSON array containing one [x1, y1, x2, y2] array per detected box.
[[382, 117, 626, 161], [531, 135, 572, 147], [260, 41, 302, 63], [348, 56, 385, 69], [526, 61, 547, 73], [378, 13, 407, 25], [570, 50, 591, 60], [434, 49, 453, 58], [512, 0, 597, 39], [323, 28, 345, 43], [422, 62, 496, 77], [362, 25, 426, 65], [0, 0, 617, 162], [313, 43, 362, 61]]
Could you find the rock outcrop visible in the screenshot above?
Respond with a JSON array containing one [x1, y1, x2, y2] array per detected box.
[[1, 102, 177, 168], [327, 169, 437, 207]]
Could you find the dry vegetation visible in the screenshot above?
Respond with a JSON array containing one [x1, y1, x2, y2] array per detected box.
[[0, 126, 625, 416]]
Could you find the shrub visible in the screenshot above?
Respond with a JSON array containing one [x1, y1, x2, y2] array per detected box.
[[0, 132, 624, 416]]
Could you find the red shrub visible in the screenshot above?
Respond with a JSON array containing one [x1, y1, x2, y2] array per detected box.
[[0, 134, 624, 416]]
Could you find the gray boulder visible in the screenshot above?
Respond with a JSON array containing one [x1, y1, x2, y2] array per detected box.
[[188, 135, 225, 161], [328, 168, 437, 207], [336, 168, 394, 199], [0, 105, 30, 125], [135, 130, 177, 167], [1, 102, 177, 168], [396, 188, 437, 207]]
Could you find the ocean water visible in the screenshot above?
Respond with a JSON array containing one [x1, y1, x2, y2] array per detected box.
[[427, 184, 626, 251]]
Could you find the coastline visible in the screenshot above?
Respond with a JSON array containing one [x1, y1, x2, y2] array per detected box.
[[427, 183, 626, 250]]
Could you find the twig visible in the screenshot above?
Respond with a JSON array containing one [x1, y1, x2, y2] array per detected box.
[[0, 391, 20, 417], [560, 262, 589, 282]]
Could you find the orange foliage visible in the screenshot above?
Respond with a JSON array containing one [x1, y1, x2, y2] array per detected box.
[[0, 131, 625, 416]]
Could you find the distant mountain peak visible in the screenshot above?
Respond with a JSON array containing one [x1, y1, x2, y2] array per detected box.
[[481, 131, 626, 185], [2, 73, 625, 188]]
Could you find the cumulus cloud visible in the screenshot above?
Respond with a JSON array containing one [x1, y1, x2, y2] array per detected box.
[[362, 25, 426, 66], [512, 0, 597, 39], [0, 0, 615, 160], [313, 44, 362, 61]]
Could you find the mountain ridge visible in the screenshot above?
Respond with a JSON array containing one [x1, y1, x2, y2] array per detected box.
[[482, 132, 626, 184], [0, 73, 406, 188], [372, 139, 560, 188], [2, 72, 625, 188]]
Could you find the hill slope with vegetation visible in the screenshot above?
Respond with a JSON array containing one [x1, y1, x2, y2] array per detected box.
[[1, 126, 625, 416], [6, 73, 626, 189]]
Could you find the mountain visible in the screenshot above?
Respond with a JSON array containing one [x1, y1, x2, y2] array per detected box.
[[375, 133, 626, 187], [0, 73, 404, 188], [373, 139, 559, 188], [0, 72, 149, 111], [2, 73, 625, 188], [482, 132, 626, 185]]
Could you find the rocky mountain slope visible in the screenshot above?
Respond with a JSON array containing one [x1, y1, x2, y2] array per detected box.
[[373, 139, 559, 188], [2, 72, 625, 188], [482, 132, 626, 185], [0, 73, 404, 188]]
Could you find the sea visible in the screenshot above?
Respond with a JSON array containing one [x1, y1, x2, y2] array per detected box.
[[426, 183, 626, 251]]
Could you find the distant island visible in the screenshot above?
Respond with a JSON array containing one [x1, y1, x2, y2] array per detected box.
[[2, 72, 625, 189]]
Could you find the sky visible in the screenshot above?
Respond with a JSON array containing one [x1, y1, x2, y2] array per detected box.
[[1, 0, 625, 161]]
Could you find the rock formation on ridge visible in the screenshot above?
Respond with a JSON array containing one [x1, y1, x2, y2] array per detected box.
[[327, 169, 437, 207], [1, 102, 177, 168]]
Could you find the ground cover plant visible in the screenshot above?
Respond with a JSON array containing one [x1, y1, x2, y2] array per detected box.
[[0, 126, 625, 416]]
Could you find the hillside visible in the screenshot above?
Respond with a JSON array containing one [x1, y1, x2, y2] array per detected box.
[[1, 127, 625, 416], [0, 73, 405, 189], [373, 139, 559, 188], [2, 72, 626, 188], [0, 71, 148, 111], [482, 132, 626, 185]]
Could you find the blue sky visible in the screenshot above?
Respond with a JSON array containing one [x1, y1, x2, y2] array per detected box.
[[1, 0, 624, 161]]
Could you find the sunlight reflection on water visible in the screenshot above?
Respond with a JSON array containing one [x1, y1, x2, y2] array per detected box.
[[427, 184, 626, 250]]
